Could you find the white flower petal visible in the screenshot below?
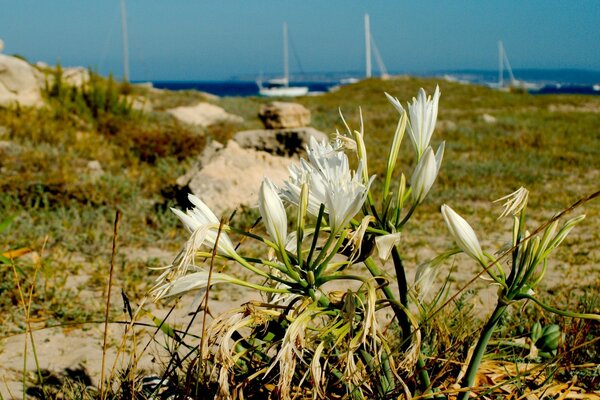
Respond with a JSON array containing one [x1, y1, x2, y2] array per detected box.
[[375, 232, 402, 262], [259, 178, 288, 250]]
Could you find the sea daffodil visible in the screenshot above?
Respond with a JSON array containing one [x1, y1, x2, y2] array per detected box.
[[386, 86, 440, 160], [441, 204, 485, 264], [410, 143, 445, 205]]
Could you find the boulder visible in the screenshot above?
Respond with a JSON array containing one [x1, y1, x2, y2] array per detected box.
[[167, 102, 243, 128], [0, 54, 44, 108], [233, 127, 328, 157], [259, 101, 310, 129], [177, 140, 294, 214]]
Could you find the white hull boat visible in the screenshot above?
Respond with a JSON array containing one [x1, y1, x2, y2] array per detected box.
[[258, 23, 308, 97]]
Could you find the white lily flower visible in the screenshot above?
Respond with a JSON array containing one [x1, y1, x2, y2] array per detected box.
[[325, 161, 372, 233], [408, 87, 442, 160], [441, 204, 485, 264], [259, 178, 288, 251], [386, 87, 441, 160], [281, 160, 326, 217], [281, 137, 371, 233], [410, 142, 445, 205], [171, 194, 237, 258]]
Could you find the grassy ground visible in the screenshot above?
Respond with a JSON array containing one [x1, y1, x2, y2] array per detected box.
[[0, 75, 598, 397]]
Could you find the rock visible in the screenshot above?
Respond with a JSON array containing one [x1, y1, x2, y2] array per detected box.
[[233, 127, 328, 157], [482, 114, 497, 124], [61, 66, 90, 87], [0, 39, 4, 53], [437, 120, 457, 132], [0, 54, 44, 108], [167, 102, 243, 128], [0, 140, 22, 156], [129, 96, 153, 113], [259, 101, 311, 129], [86, 160, 104, 181], [178, 140, 294, 214]]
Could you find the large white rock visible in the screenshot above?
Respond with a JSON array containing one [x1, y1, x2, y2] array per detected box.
[[177, 140, 294, 214], [0, 54, 44, 108], [167, 102, 243, 128]]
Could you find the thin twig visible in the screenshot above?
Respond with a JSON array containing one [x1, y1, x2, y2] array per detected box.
[[197, 218, 225, 390], [100, 210, 121, 400]]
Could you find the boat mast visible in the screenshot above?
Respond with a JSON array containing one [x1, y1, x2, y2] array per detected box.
[[498, 41, 503, 88], [365, 14, 372, 78], [283, 22, 289, 87], [498, 40, 516, 88], [120, 0, 130, 82]]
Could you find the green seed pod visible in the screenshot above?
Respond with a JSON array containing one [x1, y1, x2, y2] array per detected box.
[[537, 324, 561, 352]]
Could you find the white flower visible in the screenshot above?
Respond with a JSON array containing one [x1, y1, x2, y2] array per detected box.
[[282, 159, 326, 217], [387, 87, 441, 160], [324, 160, 372, 233], [410, 142, 445, 205], [441, 204, 485, 264], [280, 137, 371, 232], [171, 194, 237, 257], [259, 178, 288, 251], [494, 187, 529, 219]]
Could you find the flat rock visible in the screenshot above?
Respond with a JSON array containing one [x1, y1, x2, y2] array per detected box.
[[259, 101, 310, 129], [233, 127, 328, 157], [167, 102, 243, 128], [0, 54, 44, 108]]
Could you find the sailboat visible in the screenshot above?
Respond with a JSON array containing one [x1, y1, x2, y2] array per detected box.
[[495, 41, 540, 91], [364, 13, 389, 80], [257, 23, 309, 97], [330, 14, 388, 92]]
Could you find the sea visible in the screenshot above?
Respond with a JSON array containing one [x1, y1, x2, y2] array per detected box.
[[147, 69, 600, 98]]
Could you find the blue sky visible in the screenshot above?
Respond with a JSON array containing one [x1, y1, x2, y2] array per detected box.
[[1, 1, 599, 81]]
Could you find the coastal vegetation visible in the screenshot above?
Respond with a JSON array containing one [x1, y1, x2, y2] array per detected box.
[[0, 75, 598, 398]]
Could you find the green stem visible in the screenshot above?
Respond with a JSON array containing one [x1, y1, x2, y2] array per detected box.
[[458, 302, 508, 400], [391, 246, 412, 343]]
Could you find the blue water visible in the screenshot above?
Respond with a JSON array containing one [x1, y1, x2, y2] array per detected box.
[[150, 80, 334, 97], [146, 69, 600, 97]]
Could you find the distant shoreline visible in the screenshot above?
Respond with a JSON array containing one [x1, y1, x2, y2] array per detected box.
[[142, 75, 600, 98]]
